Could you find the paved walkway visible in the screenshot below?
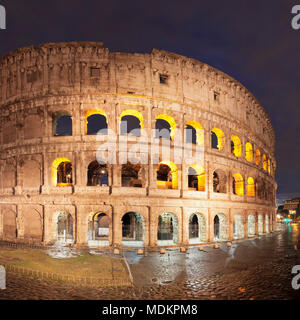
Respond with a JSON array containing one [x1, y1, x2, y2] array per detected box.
[[0, 224, 299, 300]]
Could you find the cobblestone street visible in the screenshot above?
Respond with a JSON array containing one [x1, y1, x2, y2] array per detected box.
[[0, 224, 299, 300]]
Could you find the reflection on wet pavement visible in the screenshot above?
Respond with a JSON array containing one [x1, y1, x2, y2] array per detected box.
[[125, 224, 300, 290]]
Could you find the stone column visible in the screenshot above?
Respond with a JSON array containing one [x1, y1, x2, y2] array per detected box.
[[112, 208, 122, 247], [149, 209, 157, 247], [208, 209, 214, 242], [228, 210, 234, 241], [244, 212, 248, 238], [254, 213, 259, 235], [182, 209, 189, 245]]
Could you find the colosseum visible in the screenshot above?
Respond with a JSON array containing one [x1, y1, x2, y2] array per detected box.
[[0, 42, 276, 248]]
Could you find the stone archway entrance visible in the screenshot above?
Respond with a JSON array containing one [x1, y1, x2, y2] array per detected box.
[[87, 212, 110, 247], [233, 214, 244, 239], [57, 211, 73, 244], [122, 212, 145, 247], [157, 213, 179, 245], [189, 213, 206, 244], [214, 214, 227, 241], [248, 214, 255, 237]]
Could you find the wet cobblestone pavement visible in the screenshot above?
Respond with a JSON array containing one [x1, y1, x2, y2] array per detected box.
[[0, 224, 300, 300]]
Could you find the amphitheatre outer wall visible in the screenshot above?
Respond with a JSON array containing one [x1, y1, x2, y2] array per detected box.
[[0, 42, 277, 248]]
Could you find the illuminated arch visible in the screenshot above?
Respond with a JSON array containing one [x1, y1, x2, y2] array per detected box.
[[120, 109, 144, 130], [188, 164, 205, 191], [245, 142, 253, 162], [268, 159, 271, 175], [157, 161, 178, 189], [255, 149, 261, 166], [185, 121, 204, 145], [247, 177, 255, 197], [231, 135, 242, 157], [85, 109, 108, 134], [263, 154, 267, 171], [156, 114, 176, 140], [211, 128, 225, 150], [52, 157, 72, 187], [233, 173, 244, 196]]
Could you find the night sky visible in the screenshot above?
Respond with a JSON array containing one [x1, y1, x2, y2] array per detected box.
[[0, 0, 299, 203]]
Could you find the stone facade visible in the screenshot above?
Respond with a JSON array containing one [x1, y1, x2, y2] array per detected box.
[[0, 42, 277, 247]]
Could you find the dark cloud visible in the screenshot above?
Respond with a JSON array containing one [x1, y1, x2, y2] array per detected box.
[[0, 0, 299, 198]]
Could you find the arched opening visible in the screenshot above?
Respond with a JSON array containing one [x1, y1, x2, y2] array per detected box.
[[52, 158, 72, 187], [265, 215, 269, 233], [121, 115, 141, 136], [57, 211, 73, 243], [232, 173, 244, 196], [211, 128, 225, 151], [189, 213, 206, 243], [122, 163, 142, 187], [247, 177, 255, 197], [213, 170, 227, 193], [122, 212, 145, 246], [188, 165, 205, 191], [87, 114, 107, 135], [258, 214, 263, 235], [255, 149, 261, 165], [231, 135, 242, 157], [262, 154, 267, 171], [87, 212, 110, 245], [245, 142, 253, 162], [53, 111, 72, 136], [185, 121, 204, 145], [120, 110, 144, 137], [155, 119, 171, 140], [189, 214, 199, 239], [157, 161, 178, 189], [248, 214, 255, 237], [155, 114, 176, 140], [157, 212, 179, 245], [214, 214, 227, 241], [233, 214, 244, 239], [268, 159, 271, 175], [87, 161, 108, 186]]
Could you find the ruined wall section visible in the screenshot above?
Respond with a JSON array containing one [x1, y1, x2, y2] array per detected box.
[[0, 42, 275, 154]]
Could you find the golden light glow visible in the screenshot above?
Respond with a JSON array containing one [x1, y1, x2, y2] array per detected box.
[[88, 211, 108, 222], [231, 135, 242, 157], [268, 159, 271, 175], [263, 154, 267, 171], [157, 161, 178, 189], [85, 109, 108, 134], [211, 128, 225, 150], [247, 177, 255, 197], [245, 142, 253, 162], [156, 114, 176, 140], [120, 109, 144, 129], [233, 173, 244, 196], [186, 121, 204, 145], [189, 164, 205, 191], [255, 149, 261, 165], [52, 157, 71, 187]]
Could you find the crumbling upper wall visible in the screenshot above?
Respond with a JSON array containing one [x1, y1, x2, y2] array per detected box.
[[0, 42, 275, 151]]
